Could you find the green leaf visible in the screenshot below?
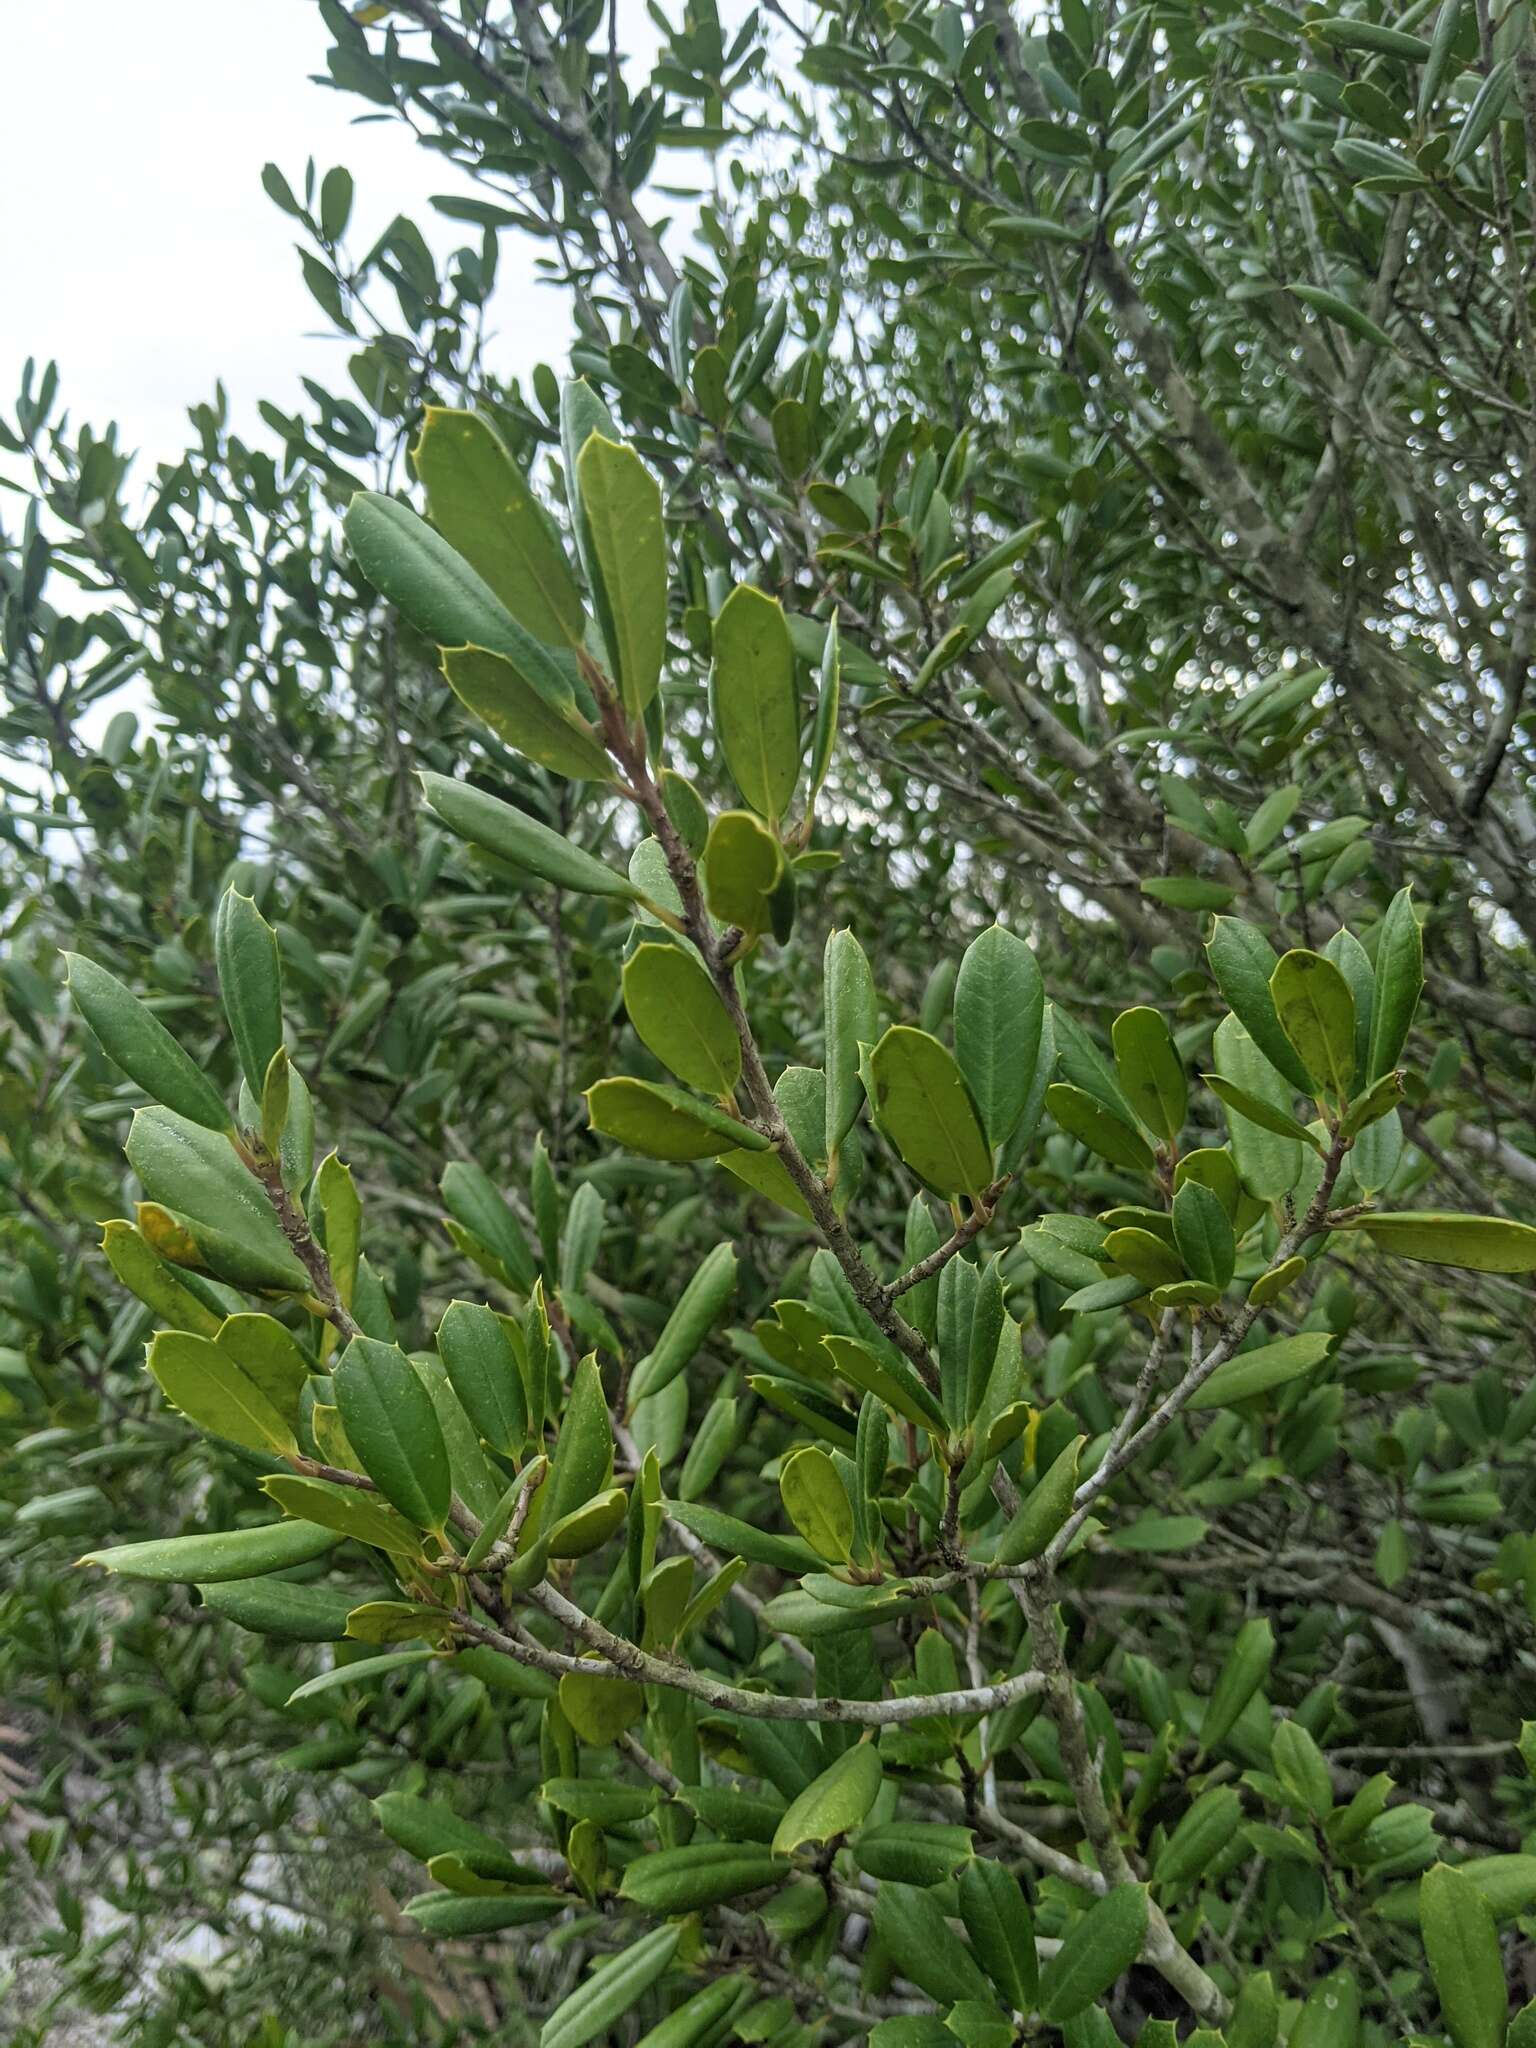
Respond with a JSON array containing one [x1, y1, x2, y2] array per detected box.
[[1289, 285, 1396, 353], [1199, 1617, 1274, 1755], [995, 1436, 1083, 1565], [1368, 888, 1423, 1081], [871, 1883, 994, 2006], [344, 492, 568, 688], [419, 772, 642, 900], [197, 1574, 356, 1642], [627, 1241, 737, 1404], [1187, 1332, 1332, 1409], [544, 1354, 613, 1529], [263, 1474, 426, 1556], [147, 1329, 297, 1456], [1037, 1884, 1149, 2022], [286, 1648, 437, 1706], [1272, 1718, 1334, 1819], [576, 432, 667, 718], [1046, 1084, 1155, 1174], [333, 1336, 452, 1531], [622, 942, 740, 1095], [1270, 950, 1355, 1100], [1172, 1181, 1234, 1289], [1206, 919, 1315, 1095], [711, 583, 800, 822], [779, 1444, 855, 1563], [702, 808, 786, 934], [437, 1300, 527, 1457], [666, 1499, 822, 1575], [957, 1855, 1039, 2012], [1337, 1210, 1536, 1273], [868, 1024, 994, 1198], [65, 955, 231, 1132], [825, 927, 879, 1157], [807, 615, 841, 811], [771, 1740, 883, 1855], [955, 925, 1046, 1150], [586, 1076, 770, 1160], [1111, 1006, 1187, 1143], [78, 1519, 337, 1583], [314, 1150, 361, 1320], [214, 889, 284, 1100], [442, 646, 613, 781], [1153, 1786, 1243, 1891], [1203, 1073, 1322, 1152], [214, 1313, 310, 1424], [618, 1843, 787, 1912], [99, 1218, 224, 1337], [414, 407, 585, 649], [632, 1979, 750, 2048], [1211, 1017, 1306, 1198], [1140, 875, 1234, 912]]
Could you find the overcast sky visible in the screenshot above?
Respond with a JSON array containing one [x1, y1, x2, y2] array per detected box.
[[0, 1, 569, 476]]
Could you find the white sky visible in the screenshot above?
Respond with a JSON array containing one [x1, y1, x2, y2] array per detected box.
[[0, 0, 570, 477]]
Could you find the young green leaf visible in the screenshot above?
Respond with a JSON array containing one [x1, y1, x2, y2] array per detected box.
[[1368, 887, 1423, 1081], [441, 646, 613, 781], [957, 1856, 1039, 2012], [1336, 1210, 1536, 1273], [824, 927, 879, 1158], [78, 1519, 337, 1584], [955, 924, 1046, 1150], [544, 1355, 613, 1530], [1206, 919, 1315, 1095], [779, 1444, 855, 1563], [627, 1241, 737, 1404], [868, 1025, 994, 1198], [575, 432, 667, 718], [711, 583, 800, 823], [419, 772, 642, 900], [437, 1299, 527, 1457], [65, 955, 232, 1132], [771, 1741, 883, 1856], [871, 1883, 995, 2006], [1172, 1180, 1235, 1290], [1270, 950, 1355, 1101], [1037, 1883, 1149, 2021], [541, 1923, 682, 2048], [995, 1436, 1083, 1565], [146, 1328, 297, 1456], [622, 942, 740, 1095], [414, 407, 585, 649], [333, 1336, 452, 1532], [1112, 1006, 1187, 1143], [1211, 1018, 1305, 1198], [214, 889, 284, 1101], [586, 1077, 770, 1160]]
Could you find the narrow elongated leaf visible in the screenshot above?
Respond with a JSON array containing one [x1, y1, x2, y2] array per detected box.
[[995, 1436, 1083, 1564], [541, 1923, 682, 2048], [586, 1077, 770, 1160], [627, 1241, 736, 1403], [869, 1025, 993, 1198], [1187, 1332, 1332, 1409], [955, 925, 1045, 1149], [1368, 887, 1423, 1081], [1206, 919, 1315, 1095], [1038, 1884, 1149, 2021], [65, 956, 231, 1132], [419, 772, 641, 900], [78, 1520, 337, 1583], [333, 1336, 452, 1531], [1338, 1210, 1536, 1273], [618, 1843, 786, 1911], [442, 646, 612, 781], [414, 407, 585, 648], [871, 1882, 994, 2005], [622, 942, 740, 1095], [345, 491, 568, 692], [437, 1299, 527, 1456], [1046, 1084, 1155, 1174], [1211, 1018, 1304, 1199], [544, 1355, 613, 1529], [576, 432, 667, 718], [711, 583, 800, 822], [825, 927, 878, 1157], [215, 889, 284, 1100], [958, 1856, 1039, 2011]]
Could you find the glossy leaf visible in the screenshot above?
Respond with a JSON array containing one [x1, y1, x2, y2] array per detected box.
[[622, 941, 740, 1095], [711, 583, 800, 822], [868, 1025, 993, 1198]]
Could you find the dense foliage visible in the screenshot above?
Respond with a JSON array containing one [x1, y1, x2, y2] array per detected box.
[[4, 0, 1536, 2043]]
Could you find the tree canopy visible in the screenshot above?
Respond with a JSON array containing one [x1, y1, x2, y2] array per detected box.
[[3, 0, 1536, 2043]]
